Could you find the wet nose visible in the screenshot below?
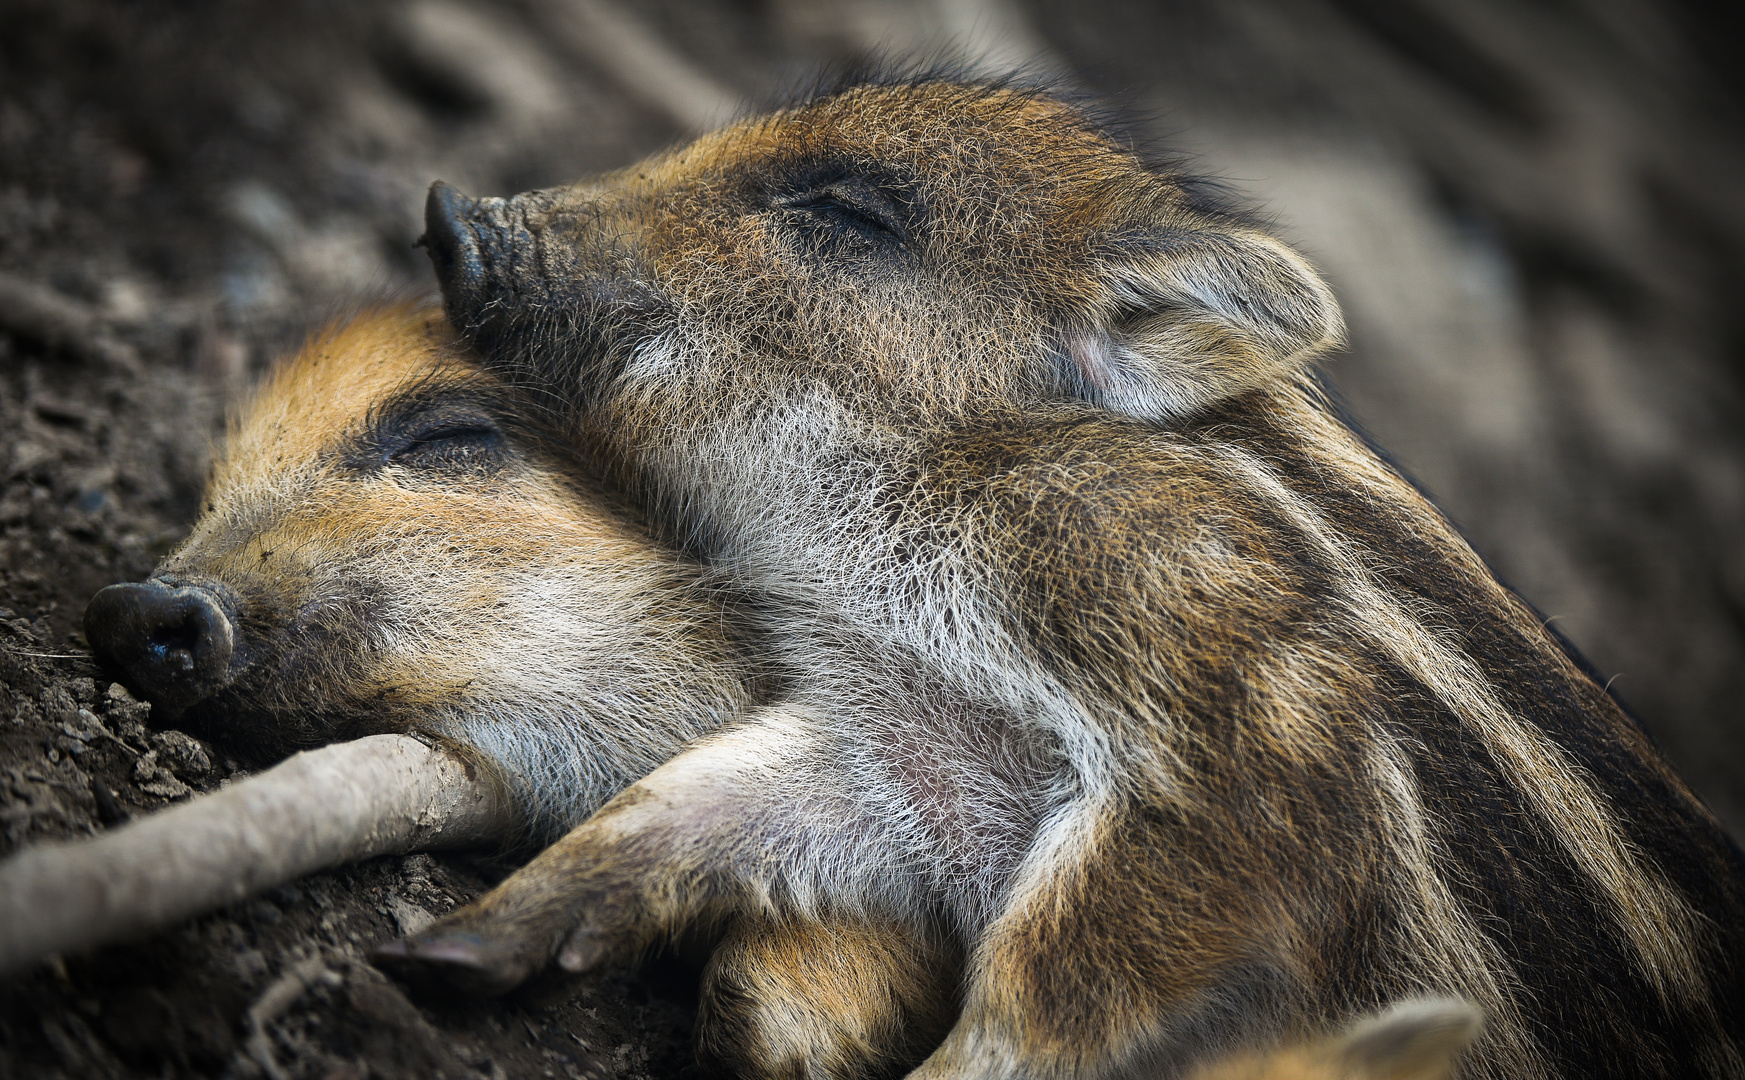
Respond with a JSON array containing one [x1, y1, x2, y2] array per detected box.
[[84, 581, 237, 712]]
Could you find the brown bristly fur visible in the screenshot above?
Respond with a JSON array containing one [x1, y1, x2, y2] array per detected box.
[[126, 305, 955, 1077], [409, 75, 1745, 1078]]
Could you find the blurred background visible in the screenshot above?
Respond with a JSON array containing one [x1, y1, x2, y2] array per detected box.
[[1, 0, 1742, 1072]]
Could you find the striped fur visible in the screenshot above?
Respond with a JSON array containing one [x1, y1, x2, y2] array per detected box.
[[409, 76, 1745, 1078]]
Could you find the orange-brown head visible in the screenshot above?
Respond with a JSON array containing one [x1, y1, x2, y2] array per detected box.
[[85, 306, 758, 835]]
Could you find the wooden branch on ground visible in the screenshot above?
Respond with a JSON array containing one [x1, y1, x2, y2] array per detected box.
[[0, 733, 518, 974]]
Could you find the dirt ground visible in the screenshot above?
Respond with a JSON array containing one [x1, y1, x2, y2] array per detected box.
[[2, 1, 1742, 1077]]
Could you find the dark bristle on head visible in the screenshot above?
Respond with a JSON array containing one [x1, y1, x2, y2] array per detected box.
[[764, 63, 1260, 231]]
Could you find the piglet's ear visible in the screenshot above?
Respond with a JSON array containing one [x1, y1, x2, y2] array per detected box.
[[1063, 228, 1344, 421], [1329, 997, 1483, 1080]]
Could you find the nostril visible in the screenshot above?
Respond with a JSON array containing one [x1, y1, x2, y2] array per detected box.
[[85, 580, 238, 713], [148, 618, 201, 674]]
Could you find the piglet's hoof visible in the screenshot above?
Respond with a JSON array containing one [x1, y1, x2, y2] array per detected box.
[[372, 930, 541, 997]]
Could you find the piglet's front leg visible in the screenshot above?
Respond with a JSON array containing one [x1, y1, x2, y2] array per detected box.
[[375, 705, 920, 995]]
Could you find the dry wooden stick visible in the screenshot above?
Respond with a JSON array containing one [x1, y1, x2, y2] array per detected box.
[[0, 733, 517, 974]]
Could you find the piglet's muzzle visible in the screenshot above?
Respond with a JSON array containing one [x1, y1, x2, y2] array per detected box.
[[85, 580, 237, 713], [422, 182, 488, 301], [422, 181, 542, 327]]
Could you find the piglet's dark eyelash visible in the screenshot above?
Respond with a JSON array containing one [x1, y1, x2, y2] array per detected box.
[[776, 176, 913, 242]]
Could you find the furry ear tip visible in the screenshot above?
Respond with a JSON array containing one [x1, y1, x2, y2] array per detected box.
[[1296, 291, 1347, 362], [1230, 230, 1346, 359], [1284, 246, 1347, 357], [1063, 226, 1344, 421], [1334, 996, 1483, 1079]]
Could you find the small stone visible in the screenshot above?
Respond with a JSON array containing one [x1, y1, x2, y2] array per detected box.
[[399, 852, 434, 894], [151, 729, 213, 776], [105, 683, 151, 727], [234, 948, 270, 983], [383, 895, 434, 937], [133, 750, 160, 782], [134, 749, 195, 796], [39, 685, 77, 721], [90, 780, 128, 825], [139, 775, 193, 799]]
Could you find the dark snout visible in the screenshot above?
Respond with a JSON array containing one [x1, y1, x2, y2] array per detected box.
[[422, 182, 488, 303], [423, 181, 543, 328], [85, 581, 238, 713], [421, 179, 659, 393]]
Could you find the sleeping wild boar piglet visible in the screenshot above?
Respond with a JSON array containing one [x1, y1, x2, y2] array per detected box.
[[83, 306, 960, 1077], [409, 75, 1745, 1080]]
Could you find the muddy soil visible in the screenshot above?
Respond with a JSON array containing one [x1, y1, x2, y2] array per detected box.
[[3, 1, 1742, 1078]]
